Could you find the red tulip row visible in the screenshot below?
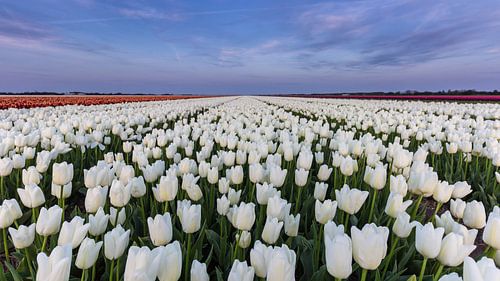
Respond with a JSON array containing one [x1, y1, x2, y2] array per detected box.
[[0, 95, 206, 109]]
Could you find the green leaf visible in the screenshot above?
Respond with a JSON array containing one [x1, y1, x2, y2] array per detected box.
[[215, 267, 224, 281], [205, 229, 221, 258], [406, 275, 417, 281], [5, 262, 23, 281], [0, 264, 7, 281], [309, 265, 326, 281]]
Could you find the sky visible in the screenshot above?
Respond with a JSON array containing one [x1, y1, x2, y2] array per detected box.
[[0, 0, 499, 94]]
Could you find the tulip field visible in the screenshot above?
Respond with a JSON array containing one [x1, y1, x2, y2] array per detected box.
[[0, 96, 499, 281]]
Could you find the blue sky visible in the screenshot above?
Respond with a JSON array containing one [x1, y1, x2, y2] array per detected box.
[[1, 0, 499, 94]]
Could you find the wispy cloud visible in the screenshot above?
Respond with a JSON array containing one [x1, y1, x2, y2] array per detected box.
[[290, 0, 500, 70]]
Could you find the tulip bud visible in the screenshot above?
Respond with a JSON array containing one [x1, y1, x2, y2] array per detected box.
[[415, 222, 445, 259], [437, 232, 476, 267], [229, 202, 256, 231], [250, 240, 271, 278], [390, 175, 408, 197], [435, 211, 456, 234], [153, 174, 178, 203], [207, 167, 219, 184], [85, 186, 108, 213], [450, 199, 466, 219], [335, 185, 368, 215], [36, 205, 62, 236], [216, 195, 230, 216], [340, 156, 355, 177], [36, 244, 72, 281], [317, 164, 333, 181], [147, 213, 173, 246], [58, 216, 90, 249], [229, 165, 244, 185], [451, 181, 472, 199], [463, 256, 499, 281], [52, 162, 73, 186], [129, 176, 146, 198], [324, 222, 352, 279], [295, 169, 309, 187], [433, 181, 454, 203], [284, 214, 300, 237], [256, 183, 280, 205], [17, 183, 45, 208], [269, 165, 287, 187], [249, 163, 264, 183], [267, 245, 296, 281], [89, 207, 109, 236], [313, 182, 328, 201], [109, 207, 126, 227], [76, 238, 103, 270], [22, 166, 42, 185], [463, 200, 486, 229], [0, 157, 14, 177], [351, 223, 389, 270], [155, 241, 183, 281], [228, 260, 255, 281], [315, 199, 337, 224], [364, 165, 387, 190], [124, 246, 162, 281], [393, 212, 416, 238], [9, 223, 35, 249], [51, 182, 72, 199], [186, 184, 203, 201], [438, 273, 463, 281], [236, 230, 251, 249], [384, 192, 413, 218], [261, 217, 283, 245], [218, 177, 230, 194], [109, 179, 132, 208], [104, 225, 130, 260], [191, 260, 210, 281], [177, 200, 201, 234], [2, 199, 22, 221], [483, 206, 500, 250]]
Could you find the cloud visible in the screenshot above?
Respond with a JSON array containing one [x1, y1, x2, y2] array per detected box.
[[290, 0, 500, 70], [117, 8, 183, 21], [0, 16, 53, 42], [209, 39, 286, 67]]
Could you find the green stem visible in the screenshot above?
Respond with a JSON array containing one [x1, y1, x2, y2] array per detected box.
[[23, 248, 35, 277], [430, 202, 443, 223], [360, 268, 368, 281], [368, 189, 378, 223], [232, 230, 241, 261], [114, 207, 122, 226], [382, 236, 399, 277], [60, 187, 65, 222], [411, 195, 424, 220], [40, 235, 48, 253], [164, 201, 169, 214], [81, 269, 86, 281], [295, 187, 303, 213], [109, 259, 115, 281], [184, 233, 192, 281], [0, 176, 4, 199], [314, 224, 324, 271], [418, 257, 428, 281], [116, 258, 120, 281], [433, 263, 444, 281], [2, 228, 9, 263], [344, 212, 350, 229], [92, 264, 96, 281]]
